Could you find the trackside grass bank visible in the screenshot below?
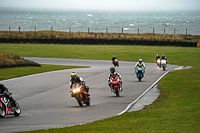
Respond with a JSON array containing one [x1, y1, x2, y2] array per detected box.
[[0, 43, 199, 132], [0, 65, 89, 81]]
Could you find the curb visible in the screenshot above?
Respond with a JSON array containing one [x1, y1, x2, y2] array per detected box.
[[118, 69, 172, 115]]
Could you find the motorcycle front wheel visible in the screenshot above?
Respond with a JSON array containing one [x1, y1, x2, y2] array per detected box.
[[163, 66, 165, 71], [85, 97, 90, 106], [75, 94, 83, 107], [114, 87, 120, 97]]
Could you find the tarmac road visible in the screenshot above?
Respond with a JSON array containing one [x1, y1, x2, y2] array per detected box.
[[0, 58, 178, 133]]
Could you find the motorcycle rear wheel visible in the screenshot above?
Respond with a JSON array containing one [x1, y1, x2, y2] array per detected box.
[[75, 94, 83, 107], [14, 102, 21, 116]]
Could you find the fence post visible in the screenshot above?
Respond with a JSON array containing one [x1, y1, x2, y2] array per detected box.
[[164, 28, 165, 34], [174, 28, 175, 34], [18, 26, 21, 33], [69, 28, 71, 33], [9, 26, 10, 32], [153, 28, 154, 34], [88, 28, 89, 33], [122, 28, 123, 34], [138, 28, 139, 34], [51, 27, 53, 31], [186, 28, 187, 36], [106, 28, 108, 33], [35, 27, 36, 32]]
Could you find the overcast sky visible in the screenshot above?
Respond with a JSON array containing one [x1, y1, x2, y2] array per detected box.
[[0, 0, 200, 11]]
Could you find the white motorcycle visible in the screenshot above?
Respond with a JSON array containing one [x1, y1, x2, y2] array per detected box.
[[161, 59, 167, 71]]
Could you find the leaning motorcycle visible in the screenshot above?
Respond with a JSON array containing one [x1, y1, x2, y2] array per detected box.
[[113, 59, 119, 67], [70, 83, 90, 107], [161, 59, 167, 71], [156, 58, 161, 67], [0, 93, 21, 118], [109, 75, 122, 97], [136, 67, 144, 81]]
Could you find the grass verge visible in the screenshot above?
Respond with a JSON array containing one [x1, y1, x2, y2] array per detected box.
[[0, 43, 199, 66], [1, 31, 200, 42], [0, 64, 89, 81]]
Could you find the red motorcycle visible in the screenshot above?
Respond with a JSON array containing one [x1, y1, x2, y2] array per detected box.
[[0, 93, 21, 118], [109, 75, 122, 97], [70, 83, 90, 107], [113, 59, 119, 67]]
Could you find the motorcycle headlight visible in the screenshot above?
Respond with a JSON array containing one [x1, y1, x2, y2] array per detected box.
[[77, 87, 81, 92], [73, 89, 77, 93]]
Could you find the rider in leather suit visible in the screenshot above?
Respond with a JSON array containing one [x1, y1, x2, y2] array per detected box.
[[69, 72, 90, 95], [0, 83, 16, 107]]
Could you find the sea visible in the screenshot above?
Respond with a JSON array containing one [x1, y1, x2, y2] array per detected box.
[[0, 7, 200, 35]]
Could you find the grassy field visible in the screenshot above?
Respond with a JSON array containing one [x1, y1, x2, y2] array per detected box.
[[0, 43, 199, 66], [0, 43, 199, 132]]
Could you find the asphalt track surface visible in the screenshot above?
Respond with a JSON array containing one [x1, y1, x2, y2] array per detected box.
[[0, 58, 178, 133]]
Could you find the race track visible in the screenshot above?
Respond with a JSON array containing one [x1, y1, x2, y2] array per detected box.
[[0, 58, 178, 132]]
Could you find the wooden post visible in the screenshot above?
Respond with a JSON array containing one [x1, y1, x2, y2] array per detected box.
[[164, 28, 165, 34], [153, 28, 154, 34], [69, 28, 71, 33], [35, 27, 36, 32], [9, 26, 10, 32], [122, 28, 123, 34], [138, 28, 139, 34], [51, 27, 53, 31], [88, 28, 89, 33], [106, 28, 108, 33], [186, 28, 187, 36], [174, 28, 175, 34], [18, 26, 21, 33]]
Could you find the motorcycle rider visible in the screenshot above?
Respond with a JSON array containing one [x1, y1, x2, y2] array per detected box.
[[156, 54, 160, 61], [156, 54, 161, 66], [135, 59, 146, 76], [69, 72, 90, 96], [0, 83, 16, 107], [161, 54, 168, 64], [108, 67, 122, 91], [112, 55, 116, 64]]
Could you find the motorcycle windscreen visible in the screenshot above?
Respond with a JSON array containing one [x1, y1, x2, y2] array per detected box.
[[110, 75, 118, 81]]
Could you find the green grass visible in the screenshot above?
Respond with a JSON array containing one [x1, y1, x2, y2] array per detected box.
[[0, 43, 199, 133], [0, 64, 89, 81], [1, 43, 199, 66]]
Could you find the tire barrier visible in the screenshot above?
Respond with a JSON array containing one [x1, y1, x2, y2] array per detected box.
[[0, 38, 197, 47]]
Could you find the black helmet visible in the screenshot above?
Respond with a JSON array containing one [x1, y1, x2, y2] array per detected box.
[[110, 67, 115, 73]]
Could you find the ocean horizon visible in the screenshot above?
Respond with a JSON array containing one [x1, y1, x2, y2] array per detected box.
[[0, 7, 200, 35]]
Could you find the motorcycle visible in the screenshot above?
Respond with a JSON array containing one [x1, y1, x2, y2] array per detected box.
[[161, 59, 167, 71], [136, 67, 144, 81], [113, 59, 119, 67], [70, 83, 90, 107], [0, 93, 21, 118], [109, 75, 122, 97], [156, 58, 161, 67]]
